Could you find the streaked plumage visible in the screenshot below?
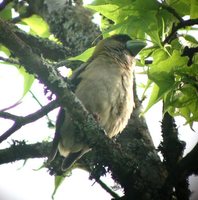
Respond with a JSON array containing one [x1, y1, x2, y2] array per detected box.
[[49, 34, 146, 170]]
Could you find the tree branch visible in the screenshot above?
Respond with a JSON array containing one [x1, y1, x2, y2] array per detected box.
[[0, 0, 13, 11], [0, 56, 20, 65], [0, 18, 168, 200], [27, 1, 101, 55], [12, 26, 72, 61], [96, 179, 120, 199], [0, 141, 51, 164], [176, 142, 198, 178], [159, 112, 185, 172], [0, 99, 59, 143], [162, 142, 198, 199], [164, 18, 198, 44], [29, 90, 55, 127], [182, 46, 198, 66], [159, 112, 189, 199]]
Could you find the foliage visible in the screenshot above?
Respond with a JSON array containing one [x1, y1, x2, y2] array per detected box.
[[85, 0, 198, 125], [0, 0, 197, 123], [0, 0, 198, 199], [0, 4, 50, 108]]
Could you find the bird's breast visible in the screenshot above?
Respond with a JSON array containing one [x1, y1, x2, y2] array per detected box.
[[75, 56, 134, 138]]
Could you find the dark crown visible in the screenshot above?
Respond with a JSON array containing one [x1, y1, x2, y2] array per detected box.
[[111, 34, 132, 43]]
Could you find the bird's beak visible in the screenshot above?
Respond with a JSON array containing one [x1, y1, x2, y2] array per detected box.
[[126, 40, 146, 56]]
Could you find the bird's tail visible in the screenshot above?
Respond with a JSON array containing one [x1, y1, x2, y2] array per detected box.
[[61, 148, 91, 171]]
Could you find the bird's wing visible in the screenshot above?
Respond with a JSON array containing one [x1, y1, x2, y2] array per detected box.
[[48, 108, 65, 162], [61, 147, 91, 171], [70, 61, 91, 91], [48, 61, 91, 162]]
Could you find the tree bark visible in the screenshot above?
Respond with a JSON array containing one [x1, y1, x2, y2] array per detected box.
[[0, 1, 169, 200]]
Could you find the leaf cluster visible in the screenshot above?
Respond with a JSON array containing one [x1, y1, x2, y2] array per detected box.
[[85, 0, 198, 125]]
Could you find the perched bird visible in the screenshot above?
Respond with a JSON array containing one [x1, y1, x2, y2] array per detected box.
[[49, 34, 146, 170]]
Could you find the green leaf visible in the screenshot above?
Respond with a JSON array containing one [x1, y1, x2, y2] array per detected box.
[[52, 170, 72, 199], [141, 78, 152, 99], [0, 45, 11, 56], [190, 0, 198, 19], [143, 82, 172, 113], [166, 0, 190, 16], [19, 67, 35, 98], [22, 15, 50, 37], [68, 46, 95, 62], [0, 64, 34, 111], [143, 50, 189, 113], [151, 48, 169, 64], [91, 0, 133, 6], [86, 4, 129, 23], [183, 34, 198, 45], [52, 176, 65, 199], [171, 85, 197, 108], [164, 84, 198, 125], [0, 2, 12, 20], [149, 50, 188, 84], [133, 0, 159, 11]]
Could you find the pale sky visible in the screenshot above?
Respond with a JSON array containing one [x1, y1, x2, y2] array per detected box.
[[0, 0, 198, 198], [0, 61, 197, 200]]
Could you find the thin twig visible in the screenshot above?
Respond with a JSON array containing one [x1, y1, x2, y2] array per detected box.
[[0, 99, 59, 143], [54, 60, 71, 68], [97, 179, 120, 199], [29, 90, 43, 107], [29, 90, 55, 127], [0, 56, 20, 65]]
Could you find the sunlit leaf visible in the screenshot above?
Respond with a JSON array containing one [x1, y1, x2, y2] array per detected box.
[[0, 2, 12, 20], [183, 34, 198, 45], [19, 67, 35, 98], [0, 45, 11, 56], [86, 4, 130, 23], [68, 47, 95, 62], [143, 82, 172, 113], [166, 0, 190, 16], [22, 15, 50, 37], [190, 0, 198, 19], [52, 170, 72, 199], [149, 50, 188, 84], [52, 176, 65, 199]]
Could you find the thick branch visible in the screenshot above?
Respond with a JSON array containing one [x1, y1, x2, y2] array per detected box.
[[162, 142, 198, 200], [176, 142, 198, 178], [13, 28, 72, 61], [27, 1, 101, 55], [159, 112, 185, 172], [0, 18, 167, 200], [0, 141, 51, 164], [159, 112, 190, 199], [0, 99, 59, 142]]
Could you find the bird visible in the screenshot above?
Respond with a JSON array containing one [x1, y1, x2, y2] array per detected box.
[[48, 34, 146, 170]]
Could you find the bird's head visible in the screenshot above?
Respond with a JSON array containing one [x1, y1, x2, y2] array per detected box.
[[90, 34, 146, 69], [93, 34, 146, 57]]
